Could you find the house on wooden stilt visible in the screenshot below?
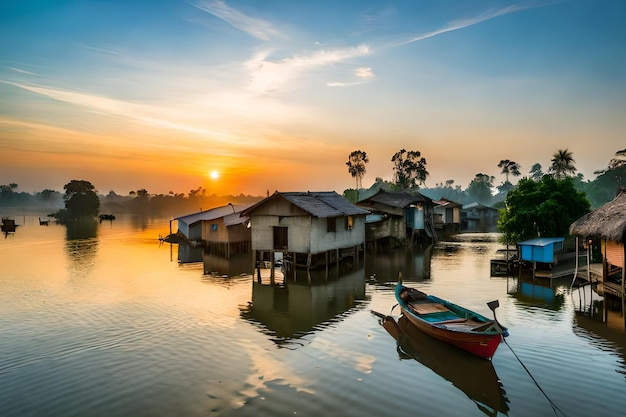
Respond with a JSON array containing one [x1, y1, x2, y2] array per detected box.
[[433, 198, 462, 236], [241, 191, 369, 281], [356, 189, 435, 250], [570, 190, 626, 327], [175, 203, 252, 258]]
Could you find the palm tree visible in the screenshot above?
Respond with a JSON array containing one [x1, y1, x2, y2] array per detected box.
[[549, 149, 577, 179], [529, 163, 543, 181], [346, 150, 369, 189], [497, 159, 521, 183]]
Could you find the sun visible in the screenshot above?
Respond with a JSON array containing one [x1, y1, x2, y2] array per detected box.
[[209, 170, 220, 180]]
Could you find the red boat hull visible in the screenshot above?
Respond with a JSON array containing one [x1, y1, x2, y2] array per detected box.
[[400, 306, 503, 359]]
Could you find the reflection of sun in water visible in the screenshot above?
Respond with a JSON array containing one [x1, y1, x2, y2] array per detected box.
[[209, 170, 219, 180]]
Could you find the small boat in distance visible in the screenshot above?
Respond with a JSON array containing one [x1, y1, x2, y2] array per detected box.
[[99, 214, 116, 221], [1, 217, 17, 233], [395, 283, 508, 359]]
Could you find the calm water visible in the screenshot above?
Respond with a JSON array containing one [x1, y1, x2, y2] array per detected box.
[[1, 215, 625, 417]]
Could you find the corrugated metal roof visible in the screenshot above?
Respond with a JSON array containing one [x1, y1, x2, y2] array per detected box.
[[243, 191, 369, 218], [359, 189, 432, 208], [280, 191, 370, 218], [462, 202, 496, 210], [518, 237, 565, 247], [176, 204, 250, 225]]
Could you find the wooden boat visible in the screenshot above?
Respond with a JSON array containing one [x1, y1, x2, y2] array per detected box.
[[395, 283, 508, 359], [378, 313, 509, 416]]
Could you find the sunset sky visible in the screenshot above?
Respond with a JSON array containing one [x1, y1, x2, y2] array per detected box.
[[1, 0, 625, 197]]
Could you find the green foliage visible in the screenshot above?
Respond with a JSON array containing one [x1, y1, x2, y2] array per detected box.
[[342, 189, 359, 203], [466, 173, 494, 205], [498, 176, 590, 244], [62, 180, 100, 220], [574, 165, 626, 208], [391, 149, 428, 189]]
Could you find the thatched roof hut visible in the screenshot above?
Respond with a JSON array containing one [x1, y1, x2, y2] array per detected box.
[[569, 191, 626, 243]]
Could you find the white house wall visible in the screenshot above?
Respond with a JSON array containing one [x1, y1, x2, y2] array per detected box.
[[310, 216, 366, 254], [250, 214, 365, 255], [250, 214, 312, 253]]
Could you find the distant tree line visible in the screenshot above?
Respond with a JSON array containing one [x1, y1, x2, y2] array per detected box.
[[0, 182, 262, 220], [344, 147, 626, 209]]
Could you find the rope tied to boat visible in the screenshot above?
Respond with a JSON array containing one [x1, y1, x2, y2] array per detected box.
[[503, 338, 568, 417]]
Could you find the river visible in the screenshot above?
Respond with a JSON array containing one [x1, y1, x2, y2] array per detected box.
[[1, 215, 624, 417]]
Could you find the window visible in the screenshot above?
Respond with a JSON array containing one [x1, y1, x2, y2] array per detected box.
[[345, 215, 354, 230], [327, 217, 336, 233], [211, 223, 218, 231]]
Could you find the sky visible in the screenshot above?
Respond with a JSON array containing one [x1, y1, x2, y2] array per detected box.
[[1, 0, 625, 197]]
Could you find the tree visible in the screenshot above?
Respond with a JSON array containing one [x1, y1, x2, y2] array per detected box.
[[346, 150, 369, 190], [63, 180, 100, 219], [497, 159, 521, 183], [466, 173, 494, 205], [39, 189, 58, 201], [0, 183, 18, 202], [391, 149, 428, 189], [498, 176, 590, 244], [529, 163, 543, 181], [549, 149, 577, 179]]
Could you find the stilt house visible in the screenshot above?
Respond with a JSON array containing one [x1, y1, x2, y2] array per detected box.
[[241, 191, 369, 270], [176, 204, 251, 257], [433, 198, 462, 235], [569, 190, 626, 325], [356, 189, 435, 246]]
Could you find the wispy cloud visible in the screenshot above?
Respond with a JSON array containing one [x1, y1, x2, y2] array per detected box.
[[356, 67, 375, 79], [327, 67, 375, 88], [190, 0, 284, 40], [245, 45, 371, 93], [390, 2, 549, 48]]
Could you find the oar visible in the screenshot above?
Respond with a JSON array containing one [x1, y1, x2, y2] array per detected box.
[[487, 300, 509, 337]]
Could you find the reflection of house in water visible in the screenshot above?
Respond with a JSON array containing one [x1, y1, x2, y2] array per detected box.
[[242, 191, 369, 272], [365, 244, 433, 282], [177, 242, 204, 264], [461, 203, 499, 233], [242, 267, 366, 339], [203, 251, 252, 276], [507, 275, 566, 309], [356, 189, 436, 249]]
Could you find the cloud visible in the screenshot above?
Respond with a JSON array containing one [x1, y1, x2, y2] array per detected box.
[[390, 2, 549, 48], [245, 45, 372, 93], [190, 0, 284, 40], [356, 67, 374, 79], [326, 67, 375, 88]]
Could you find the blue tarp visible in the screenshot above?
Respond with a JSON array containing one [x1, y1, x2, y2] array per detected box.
[[518, 237, 564, 263]]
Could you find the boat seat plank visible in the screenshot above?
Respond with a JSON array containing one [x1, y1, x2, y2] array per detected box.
[[408, 302, 450, 315]]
